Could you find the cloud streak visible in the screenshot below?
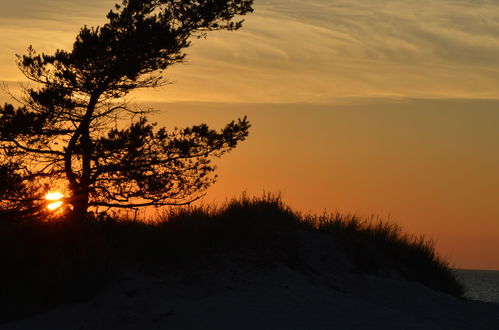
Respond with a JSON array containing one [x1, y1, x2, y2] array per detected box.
[[2, 0, 499, 103]]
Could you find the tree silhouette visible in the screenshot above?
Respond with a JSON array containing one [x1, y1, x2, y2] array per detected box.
[[0, 0, 253, 219]]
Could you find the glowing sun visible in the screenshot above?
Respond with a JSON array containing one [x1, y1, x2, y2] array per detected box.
[[45, 192, 64, 211]]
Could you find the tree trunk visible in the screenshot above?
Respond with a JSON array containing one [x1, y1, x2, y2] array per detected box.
[[71, 189, 89, 221], [65, 93, 99, 221]]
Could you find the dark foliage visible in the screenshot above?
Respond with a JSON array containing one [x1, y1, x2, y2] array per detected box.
[[0, 0, 253, 218], [0, 161, 48, 214], [302, 213, 465, 297]]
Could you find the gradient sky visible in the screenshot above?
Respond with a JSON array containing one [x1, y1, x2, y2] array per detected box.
[[1, 0, 499, 270]]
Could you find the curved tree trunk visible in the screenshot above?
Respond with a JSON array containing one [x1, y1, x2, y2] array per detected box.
[[65, 93, 99, 220], [72, 189, 90, 220]]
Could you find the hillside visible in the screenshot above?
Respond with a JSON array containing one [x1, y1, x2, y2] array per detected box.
[[1, 195, 498, 329]]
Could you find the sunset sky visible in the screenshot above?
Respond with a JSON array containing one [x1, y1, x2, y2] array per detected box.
[[1, 0, 499, 270]]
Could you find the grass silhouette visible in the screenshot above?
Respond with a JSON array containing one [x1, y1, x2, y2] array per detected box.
[[0, 194, 464, 323]]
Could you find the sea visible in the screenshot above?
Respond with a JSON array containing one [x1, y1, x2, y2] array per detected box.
[[454, 269, 499, 304]]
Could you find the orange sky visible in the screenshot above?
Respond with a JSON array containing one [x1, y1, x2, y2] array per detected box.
[[1, 0, 499, 270]]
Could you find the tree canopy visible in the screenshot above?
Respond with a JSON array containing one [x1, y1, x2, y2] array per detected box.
[[0, 0, 253, 219]]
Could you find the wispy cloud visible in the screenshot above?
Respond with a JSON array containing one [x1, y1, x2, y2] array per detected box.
[[0, 0, 113, 81], [2, 0, 499, 103], [1, 0, 110, 23]]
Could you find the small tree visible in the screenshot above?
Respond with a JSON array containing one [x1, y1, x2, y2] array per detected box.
[[0, 0, 253, 219]]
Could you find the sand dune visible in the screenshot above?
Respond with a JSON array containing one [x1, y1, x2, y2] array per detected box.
[[3, 264, 499, 330]]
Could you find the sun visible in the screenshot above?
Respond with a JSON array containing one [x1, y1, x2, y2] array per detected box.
[[45, 192, 64, 211]]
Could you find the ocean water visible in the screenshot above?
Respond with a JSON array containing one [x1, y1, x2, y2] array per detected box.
[[454, 269, 499, 303]]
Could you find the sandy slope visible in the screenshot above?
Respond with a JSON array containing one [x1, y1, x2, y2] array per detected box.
[[2, 264, 499, 330]]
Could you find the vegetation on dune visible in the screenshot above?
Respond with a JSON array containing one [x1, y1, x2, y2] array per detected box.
[[302, 212, 464, 297], [0, 195, 464, 323]]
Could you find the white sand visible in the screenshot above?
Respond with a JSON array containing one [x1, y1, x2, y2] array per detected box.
[[2, 264, 499, 330], [3, 230, 499, 329]]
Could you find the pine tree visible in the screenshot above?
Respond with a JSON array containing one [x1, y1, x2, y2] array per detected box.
[[0, 0, 253, 219]]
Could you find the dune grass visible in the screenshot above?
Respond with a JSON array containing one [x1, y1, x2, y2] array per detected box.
[[302, 212, 464, 297], [0, 194, 464, 323]]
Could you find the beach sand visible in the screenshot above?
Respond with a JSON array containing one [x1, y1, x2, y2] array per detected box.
[[2, 263, 499, 330]]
